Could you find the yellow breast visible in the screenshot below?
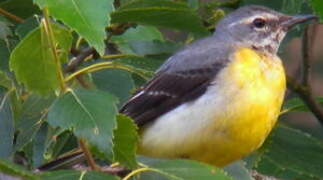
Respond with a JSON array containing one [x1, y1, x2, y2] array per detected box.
[[196, 48, 286, 166]]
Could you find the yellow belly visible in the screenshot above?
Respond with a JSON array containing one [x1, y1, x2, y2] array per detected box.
[[138, 48, 286, 167]]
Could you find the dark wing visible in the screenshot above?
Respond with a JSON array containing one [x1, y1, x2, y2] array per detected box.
[[119, 63, 225, 127]]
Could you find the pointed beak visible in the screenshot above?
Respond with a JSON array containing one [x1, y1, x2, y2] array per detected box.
[[281, 15, 318, 31]]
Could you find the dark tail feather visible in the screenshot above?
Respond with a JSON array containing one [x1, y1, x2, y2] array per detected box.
[[36, 150, 84, 171]]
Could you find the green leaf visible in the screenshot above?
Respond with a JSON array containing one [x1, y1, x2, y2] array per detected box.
[[0, 89, 14, 158], [0, 38, 15, 72], [39, 170, 120, 180], [281, 0, 305, 14], [34, 0, 114, 55], [15, 94, 55, 150], [112, 114, 138, 169], [0, 71, 11, 89], [112, 25, 164, 54], [111, 0, 208, 35], [188, 0, 199, 10], [0, 159, 36, 180], [129, 40, 180, 56], [249, 125, 323, 179], [140, 158, 232, 180], [47, 89, 118, 155], [92, 69, 134, 104], [32, 123, 49, 167], [0, 0, 39, 19], [0, 17, 12, 41], [281, 97, 323, 114], [117, 56, 165, 72], [9, 22, 72, 94], [310, 0, 323, 22], [15, 16, 40, 39], [224, 161, 253, 180]]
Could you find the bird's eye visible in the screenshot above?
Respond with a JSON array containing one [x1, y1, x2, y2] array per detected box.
[[253, 18, 266, 28]]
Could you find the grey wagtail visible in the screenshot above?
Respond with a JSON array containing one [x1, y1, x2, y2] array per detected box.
[[38, 5, 317, 170], [120, 5, 317, 167]]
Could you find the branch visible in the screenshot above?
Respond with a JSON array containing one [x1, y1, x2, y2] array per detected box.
[[79, 139, 99, 171], [0, 8, 24, 23], [65, 47, 96, 73], [287, 75, 323, 125], [250, 170, 279, 180], [286, 24, 323, 125], [72, 164, 130, 177], [301, 25, 317, 86]]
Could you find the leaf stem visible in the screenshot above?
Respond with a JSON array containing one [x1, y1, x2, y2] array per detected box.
[[0, 8, 24, 23], [42, 8, 67, 92], [122, 167, 155, 180], [64, 61, 149, 82], [100, 54, 138, 60], [79, 139, 99, 171]]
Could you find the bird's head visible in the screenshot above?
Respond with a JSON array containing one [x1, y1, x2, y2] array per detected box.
[[215, 5, 317, 55]]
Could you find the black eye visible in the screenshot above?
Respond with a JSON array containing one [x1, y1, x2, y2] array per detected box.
[[253, 18, 266, 28]]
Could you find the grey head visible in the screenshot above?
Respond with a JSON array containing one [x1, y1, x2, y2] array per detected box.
[[215, 5, 317, 55]]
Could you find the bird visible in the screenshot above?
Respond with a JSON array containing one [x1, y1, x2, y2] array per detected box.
[[119, 5, 317, 167], [37, 5, 317, 171]]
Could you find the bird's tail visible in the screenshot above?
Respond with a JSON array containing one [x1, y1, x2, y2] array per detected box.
[[36, 149, 84, 171]]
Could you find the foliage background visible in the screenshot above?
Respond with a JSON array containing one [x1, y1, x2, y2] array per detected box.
[[0, 0, 323, 179]]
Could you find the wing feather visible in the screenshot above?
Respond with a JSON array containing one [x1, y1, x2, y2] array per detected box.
[[120, 63, 225, 126]]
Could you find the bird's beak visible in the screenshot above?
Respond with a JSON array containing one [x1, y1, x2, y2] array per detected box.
[[281, 15, 318, 31]]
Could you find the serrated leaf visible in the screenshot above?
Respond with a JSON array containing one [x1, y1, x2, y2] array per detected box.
[[15, 94, 55, 151], [310, 0, 323, 22], [9, 22, 72, 94], [112, 114, 138, 169], [139, 157, 232, 180], [0, 159, 36, 180], [129, 40, 180, 56], [92, 69, 134, 104], [39, 170, 120, 180], [47, 89, 118, 155], [111, 0, 208, 35], [0, 89, 14, 158], [34, 0, 114, 55], [112, 25, 164, 54], [281, 97, 323, 114], [249, 125, 323, 179]]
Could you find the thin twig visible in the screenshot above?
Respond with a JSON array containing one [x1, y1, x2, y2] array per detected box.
[[72, 164, 130, 177], [287, 75, 323, 125], [286, 24, 323, 125], [0, 8, 24, 23], [301, 25, 317, 86], [64, 61, 149, 82], [65, 47, 95, 73], [250, 170, 279, 180], [79, 139, 99, 171], [301, 26, 311, 85]]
